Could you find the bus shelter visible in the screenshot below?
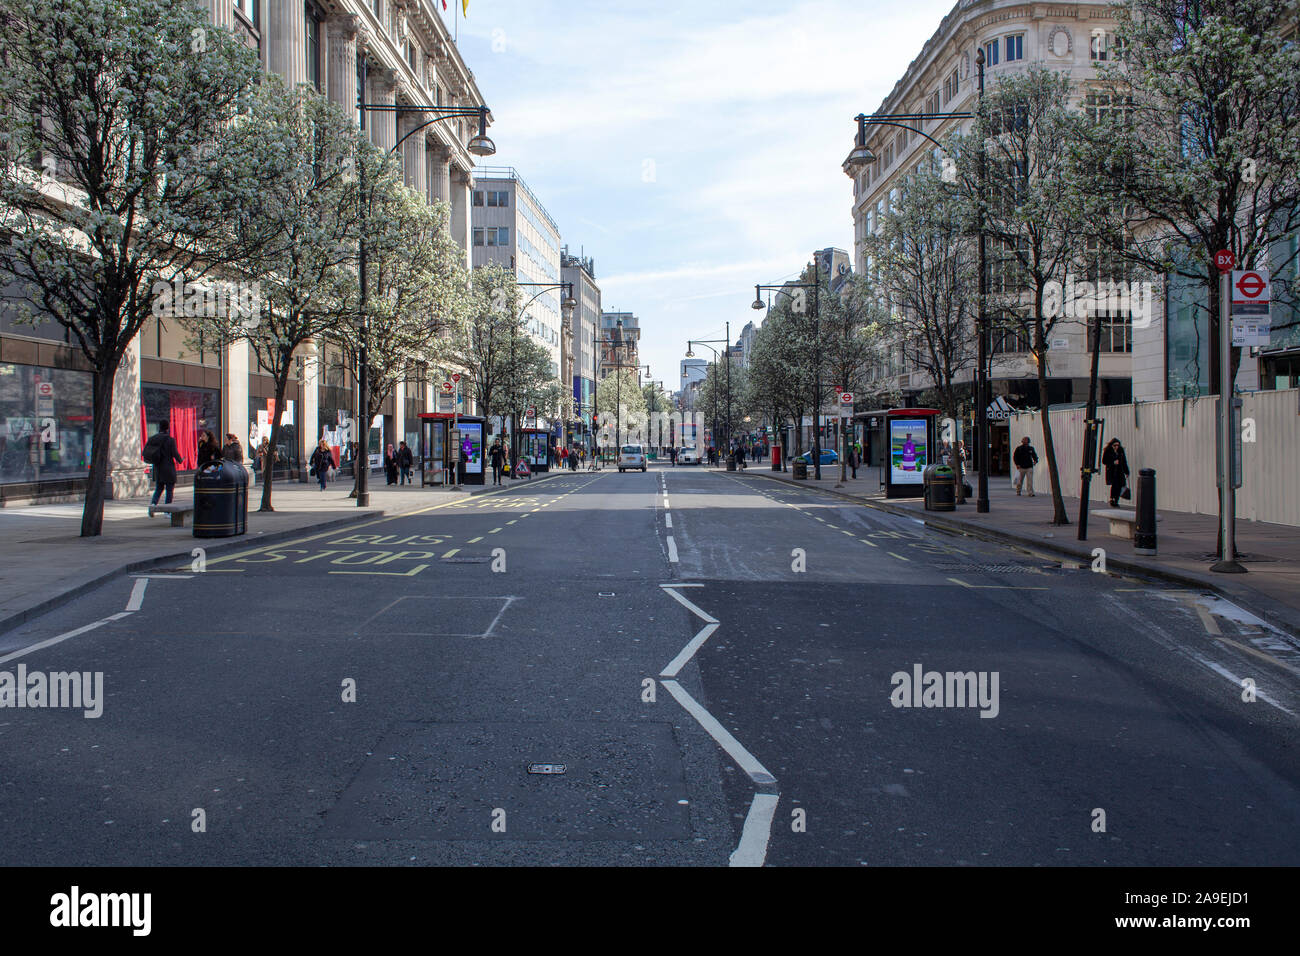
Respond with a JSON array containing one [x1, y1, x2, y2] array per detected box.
[[518, 428, 551, 473], [852, 408, 940, 499], [418, 413, 486, 486]]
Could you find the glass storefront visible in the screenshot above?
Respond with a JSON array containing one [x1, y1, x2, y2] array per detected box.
[[141, 384, 219, 472], [0, 362, 93, 484]]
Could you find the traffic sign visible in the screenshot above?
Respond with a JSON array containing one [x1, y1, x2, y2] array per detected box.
[[839, 392, 854, 405], [1214, 249, 1235, 273], [441, 381, 454, 392], [1231, 270, 1269, 314], [35, 381, 54, 397], [451, 373, 461, 383]]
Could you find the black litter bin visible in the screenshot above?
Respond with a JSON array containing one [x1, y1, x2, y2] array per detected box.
[[194, 460, 249, 537], [923, 464, 956, 511], [792, 458, 808, 480]]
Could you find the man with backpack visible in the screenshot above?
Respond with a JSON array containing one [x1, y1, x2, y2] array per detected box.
[[1012, 436, 1039, 497], [142, 420, 184, 515]]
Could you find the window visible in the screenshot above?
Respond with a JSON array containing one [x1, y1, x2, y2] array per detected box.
[[1090, 316, 1133, 353], [234, 0, 259, 26], [357, 58, 366, 128], [485, 190, 508, 207], [926, 91, 940, 115], [407, 42, 419, 71], [485, 227, 509, 246], [991, 321, 1030, 354], [1090, 30, 1108, 61], [895, 131, 908, 156], [984, 39, 1000, 66], [305, 4, 321, 92], [472, 191, 484, 206], [473, 228, 484, 246], [1005, 34, 1023, 62], [943, 68, 959, 104]]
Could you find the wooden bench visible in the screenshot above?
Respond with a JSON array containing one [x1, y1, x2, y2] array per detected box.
[[1093, 508, 1160, 540], [149, 503, 195, 528]]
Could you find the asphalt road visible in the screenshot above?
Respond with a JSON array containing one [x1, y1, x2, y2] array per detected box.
[[1, 463, 1298, 866]]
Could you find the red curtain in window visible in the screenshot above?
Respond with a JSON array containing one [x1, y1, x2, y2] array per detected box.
[[169, 393, 199, 470]]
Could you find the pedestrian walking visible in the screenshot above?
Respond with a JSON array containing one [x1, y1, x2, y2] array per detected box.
[[397, 441, 414, 484], [848, 443, 859, 479], [310, 439, 334, 492], [222, 433, 243, 463], [489, 440, 506, 486], [143, 420, 183, 514], [381, 443, 396, 485], [197, 430, 220, 468], [1101, 437, 1131, 507], [1012, 436, 1038, 496]]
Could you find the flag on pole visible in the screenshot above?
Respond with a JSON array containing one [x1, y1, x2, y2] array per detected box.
[[462, 0, 470, 15]]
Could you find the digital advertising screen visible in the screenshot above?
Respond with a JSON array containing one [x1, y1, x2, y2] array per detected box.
[[460, 422, 483, 474], [890, 419, 927, 485]]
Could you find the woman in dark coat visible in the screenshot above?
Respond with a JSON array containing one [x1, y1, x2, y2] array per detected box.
[[1101, 438, 1130, 507], [384, 443, 398, 485], [197, 430, 220, 468]]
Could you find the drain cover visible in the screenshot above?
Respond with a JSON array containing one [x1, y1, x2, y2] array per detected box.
[[933, 563, 1043, 573], [527, 763, 566, 775]]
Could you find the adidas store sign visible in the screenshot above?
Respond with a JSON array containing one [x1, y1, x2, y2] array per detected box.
[[986, 396, 1016, 422]]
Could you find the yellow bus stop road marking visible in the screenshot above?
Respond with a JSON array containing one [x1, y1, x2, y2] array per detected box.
[[442, 549, 460, 558], [330, 565, 429, 577], [468, 536, 483, 543]]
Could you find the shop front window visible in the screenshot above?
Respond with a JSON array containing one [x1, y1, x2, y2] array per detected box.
[[0, 362, 93, 484], [141, 384, 219, 471]]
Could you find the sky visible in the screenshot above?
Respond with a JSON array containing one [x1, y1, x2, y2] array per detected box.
[[440, 0, 956, 390]]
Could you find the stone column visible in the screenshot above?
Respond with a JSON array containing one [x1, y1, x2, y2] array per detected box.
[[208, 0, 233, 29], [326, 16, 359, 113], [400, 115, 428, 196], [394, 381, 406, 450], [428, 146, 452, 205], [225, 339, 250, 465], [266, 0, 307, 87], [301, 342, 320, 467], [450, 166, 473, 269], [105, 335, 149, 499], [369, 68, 397, 153]]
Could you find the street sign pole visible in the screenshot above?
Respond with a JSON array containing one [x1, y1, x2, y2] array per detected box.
[[1212, 262, 1244, 573]]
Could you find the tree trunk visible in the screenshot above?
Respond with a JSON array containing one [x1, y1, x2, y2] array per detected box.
[[80, 366, 117, 537], [1035, 317, 1069, 525], [259, 366, 293, 512]]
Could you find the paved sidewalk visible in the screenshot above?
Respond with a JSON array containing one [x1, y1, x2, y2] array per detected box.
[[0, 471, 566, 634], [728, 462, 1300, 638]]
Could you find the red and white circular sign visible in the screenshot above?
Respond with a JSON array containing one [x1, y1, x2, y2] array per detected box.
[[36, 381, 53, 396], [451, 373, 462, 383], [1214, 249, 1235, 273]]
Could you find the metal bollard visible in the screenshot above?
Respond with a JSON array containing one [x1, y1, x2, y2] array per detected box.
[[1134, 468, 1157, 555]]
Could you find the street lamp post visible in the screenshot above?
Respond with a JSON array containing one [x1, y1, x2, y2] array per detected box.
[[355, 60, 494, 505], [685, 333, 728, 465], [512, 282, 576, 477], [843, 71, 985, 506], [754, 261, 822, 479]]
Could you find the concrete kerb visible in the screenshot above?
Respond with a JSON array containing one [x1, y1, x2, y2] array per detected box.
[[741, 469, 1300, 641], [0, 470, 571, 637]]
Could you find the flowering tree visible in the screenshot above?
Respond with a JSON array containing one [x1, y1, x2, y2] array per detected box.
[[0, 0, 271, 535]]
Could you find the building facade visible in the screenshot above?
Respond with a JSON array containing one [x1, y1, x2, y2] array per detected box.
[[0, 0, 491, 500], [561, 249, 600, 448], [471, 167, 564, 387], [846, 0, 1130, 472], [600, 312, 640, 380]]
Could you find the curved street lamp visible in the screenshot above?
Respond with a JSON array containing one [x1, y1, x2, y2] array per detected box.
[[842, 51, 988, 511], [354, 58, 495, 505], [686, 321, 731, 460], [754, 263, 822, 479]]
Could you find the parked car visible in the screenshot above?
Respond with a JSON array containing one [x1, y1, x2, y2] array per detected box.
[[794, 448, 839, 466], [618, 444, 648, 472], [678, 446, 700, 465]]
